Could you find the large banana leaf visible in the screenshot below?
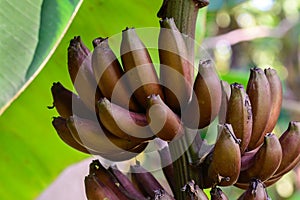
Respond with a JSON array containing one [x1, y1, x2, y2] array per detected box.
[[0, 0, 163, 199]]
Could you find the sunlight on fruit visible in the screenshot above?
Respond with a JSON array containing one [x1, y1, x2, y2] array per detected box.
[[276, 172, 294, 199]]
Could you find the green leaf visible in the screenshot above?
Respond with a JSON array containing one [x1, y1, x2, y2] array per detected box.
[[0, 0, 82, 115], [0, 0, 162, 199]]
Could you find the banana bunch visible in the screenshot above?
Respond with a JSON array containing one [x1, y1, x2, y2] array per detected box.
[[50, 17, 222, 162], [49, 16, 300, 199]]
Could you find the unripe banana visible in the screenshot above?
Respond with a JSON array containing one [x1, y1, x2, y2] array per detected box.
[[97, 97, 154, 142], [84, 174, 119, 200], [89, 160, 132, 200], [108, 165, 147, 200], [226, 83, 253, 154], [52, 117, 91, 154], [130, 163, 169, 199], [237, 179, 268, 200], [92, 37, 142, 112], [121, 28, 164, 108], [66, 115, 141, 155], [237, 133, 282, 184], [183, 60, 222, 129], [210, 187, 229, 200], [246, 67, 272, 150], [49, 82, 94, 119], [67, 36, 102, 112], [207, 124, 241, 186], [218, 80, 231, 124], [263, 68, 282, 134], [159, 18, 193, 114], [146, 94, 184, 141], [271, 121, 300, 179]]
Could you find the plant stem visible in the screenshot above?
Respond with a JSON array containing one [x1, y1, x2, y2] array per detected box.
[[157, 1, 209, 199]]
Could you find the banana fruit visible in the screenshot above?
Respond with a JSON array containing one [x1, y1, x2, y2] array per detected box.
[[246, 67, 272, 150], [207, 124, 241, 186], [121, 27, 164, 108], [67, 36, 102, 112], [182, 180, 209, 200], [210, 187, 229, 200], [237, 133, 282, 185], [263, 68, 283, 134], [97, 97, 154, 142], [237, 179, 268, 200], [146, 94, 184, 141], [92, 37, 141, 112], [226, 83, 252, 154], [49, 82, 94, 119], [159, 18, 193, 114], [183, 60, 222, 129], [66, 115, 145, 156]]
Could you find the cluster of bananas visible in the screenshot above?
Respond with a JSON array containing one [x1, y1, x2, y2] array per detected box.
[[50, 17, 300, 199]]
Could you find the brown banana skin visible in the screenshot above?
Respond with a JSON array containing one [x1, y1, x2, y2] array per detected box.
[[89, 160, 132, 200], [130, 163, 169, 199], [207, 124, 241, 186], [67, 36, 102, 112], [237, 133, 282, 185], [52, 117, 92, 154], [237, 179, 268, 200], [183, 60, 222, 129], [159, 18, 193, 114], [210, 187, 229, 200], [246, 67, 272, 150], [218, 80, 231, 124], [121, 28, 164, 109], [92, 37, 141, 112], [183, 180, 209, 200], [146, 94, 184, 141], [97, 97, 154, 142], [66, 115, 141, 155], [263, 68, 282, 134], [226, 83, 253, 154], [271, 121, 300, 179], [50, 82, 95, 119], [85, 174, 119, 200], [108, 165, 147, 200]]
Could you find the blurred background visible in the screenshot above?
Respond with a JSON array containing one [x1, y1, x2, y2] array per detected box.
[[0, 0, 300, 199]]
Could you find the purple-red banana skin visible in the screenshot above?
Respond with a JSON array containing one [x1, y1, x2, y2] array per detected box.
[[246, 67, 272, 150]]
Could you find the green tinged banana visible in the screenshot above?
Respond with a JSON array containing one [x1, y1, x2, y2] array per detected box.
[[121, 28, 164, 109], [108, 165, 147, 200], [66, 115, 141, 155], [210, 187, 229, 200], [207, 124, 241, 186], [130, 163, 169, 199], [52, 117, 92, 154], [146, 94, 184, 141], [263, 68, 283, 134], [67, 36, 102, 112], [92, 37, 141, 112], [84, 174, 119, 200], [226, 83, 253, 154], [97, 97, 154, 142], [49, 82, 94, 119], [246, 67, 272, 150], [237, 179, 268, 200], [218, 80, 231, 124], [237, 133, 282, 185], [271, 121, 300, 179], [183, 60, 222, 129], [159, 18, 193, 114]]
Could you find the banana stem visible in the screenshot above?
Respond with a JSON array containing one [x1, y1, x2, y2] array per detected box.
[[157, 1, 209, 199]]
